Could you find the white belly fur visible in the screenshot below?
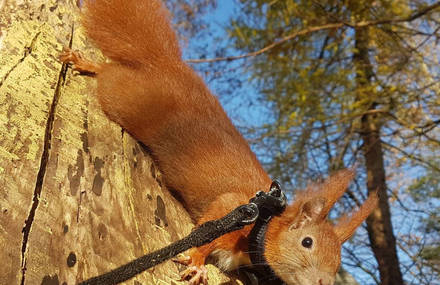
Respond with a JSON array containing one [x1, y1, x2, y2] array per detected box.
[[210, 249, 251, 272]]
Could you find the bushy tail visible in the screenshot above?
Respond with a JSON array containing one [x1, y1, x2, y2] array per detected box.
[[83, 0, 181, 65]]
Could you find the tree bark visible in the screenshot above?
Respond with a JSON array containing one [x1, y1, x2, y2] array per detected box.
[[0, 1, 241, 284], [354, 26, 404, 285]]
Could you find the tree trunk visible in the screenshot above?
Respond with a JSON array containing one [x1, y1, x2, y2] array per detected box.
[[354, 26, 404, 285], [0, 1, 241, 284]]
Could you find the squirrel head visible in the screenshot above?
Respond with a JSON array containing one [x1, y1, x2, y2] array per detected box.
[[264, 169, 378, 285]]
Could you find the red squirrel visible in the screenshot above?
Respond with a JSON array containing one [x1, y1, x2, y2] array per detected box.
[[60, 0, 378, 284]]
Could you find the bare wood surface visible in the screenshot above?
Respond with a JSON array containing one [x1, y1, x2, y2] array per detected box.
[[0, 1, 241, 284]]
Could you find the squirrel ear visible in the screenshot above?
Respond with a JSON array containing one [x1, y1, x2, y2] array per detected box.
[[334, 192, 378, 243], [290, 197, 326, 230]]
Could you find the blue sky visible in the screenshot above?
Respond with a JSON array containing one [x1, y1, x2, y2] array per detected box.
[[179, 1, 439, 284]]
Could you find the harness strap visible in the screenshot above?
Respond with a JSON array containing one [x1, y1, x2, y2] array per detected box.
[[248, 181, 287, 285], [79, 181, 287, 285], [79, 203, 259, 285]]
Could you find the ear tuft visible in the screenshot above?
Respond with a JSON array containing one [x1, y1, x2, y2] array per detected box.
[[334, 191, 378, 243], [318, 169, 355, 219], [290, 197, 326, 230]]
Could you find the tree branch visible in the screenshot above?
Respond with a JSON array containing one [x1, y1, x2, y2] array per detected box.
[[186, 1, 440, 63], [186, 22, 345, 63], [381, 140, 440, 172], [351, 1, 440, 27]]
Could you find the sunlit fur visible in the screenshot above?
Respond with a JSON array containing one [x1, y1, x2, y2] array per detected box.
[[265, 170, 378, 285], [335, 192, 379, 243], [210, 249, 251, 272], [266, 222, 340, 285], [82, 0, 271, 223], [76, 0, 378, 284]]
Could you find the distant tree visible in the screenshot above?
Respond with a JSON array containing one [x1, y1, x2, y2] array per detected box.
[[194, 1, 440, 284], [407, 157, 440, 278]]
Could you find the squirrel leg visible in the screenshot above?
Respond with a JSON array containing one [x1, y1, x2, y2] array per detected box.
[[173, 192, 251, 284], [174, 244, 213, 285], [59, 47, 102, 75]]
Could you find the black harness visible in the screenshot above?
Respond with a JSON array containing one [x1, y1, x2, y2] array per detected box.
[[79, 181, 287, 285], [248, 181, 287, 285]]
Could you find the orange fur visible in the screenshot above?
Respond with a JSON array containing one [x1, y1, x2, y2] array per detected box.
[[82, 0, 271, 221], [63, 1, 378, 284], [264, 170, 377, 284], [335, 191, 378, 243]]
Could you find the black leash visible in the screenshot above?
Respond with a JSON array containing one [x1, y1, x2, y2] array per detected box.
[[79, 181, 287, 285]]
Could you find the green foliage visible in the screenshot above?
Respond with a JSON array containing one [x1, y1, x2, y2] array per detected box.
[[166, 0, 440, 282], [225, 0, 440, 283], [409, 169, 440, 201], [408, 165, 440, 273]]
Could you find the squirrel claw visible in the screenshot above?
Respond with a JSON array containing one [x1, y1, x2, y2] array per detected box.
[[59, 47, 81, 66], [179, 265, 208, 285], [172, 254, 192, 266], [59, 47, 100, 75]]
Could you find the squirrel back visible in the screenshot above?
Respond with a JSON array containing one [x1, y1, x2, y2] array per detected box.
[[80, 0, 271, 221], [65, 1, 378, 284], [83, 0, 181, 66]]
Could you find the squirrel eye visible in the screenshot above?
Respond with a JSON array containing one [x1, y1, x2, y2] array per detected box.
[[301, 237, 313, 248]]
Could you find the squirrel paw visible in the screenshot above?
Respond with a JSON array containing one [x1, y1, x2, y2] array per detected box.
[[173, 255, 208, 284], [172, 253, 192, 266], [59, 47, 100, 75], [179, 265, 208, 285]]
